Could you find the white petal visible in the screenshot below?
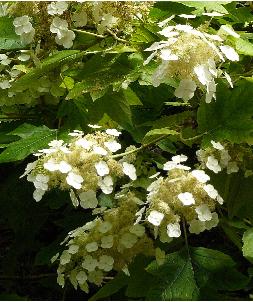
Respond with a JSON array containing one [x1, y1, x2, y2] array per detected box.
[[147, 210, 164, 226], [163, 161, 177, 171], [203, 184, 218, 199], [178, 14, 196, 19], [122, 162, 137, 180], [174, 79, 197, 101], [178, 192, 195, 206], [206, 156, 222, 173], [191, 170, 210, 183], [195, 204, 212, 221], [172, 154, 187, 163], [167, 222, 181, 237], [194, 64, 213, 85], [211, 140, 224, 150], [95, 161, 109, 176], [205, 212, 219, 230], [105, 129, 121, 136], [66, 172, 84, 189], [93, 146, 108, 156], [75, 138, 93, 150], [88, 124, 101, 129], [58, 161, 72, 173], [43, 159, 59, 171], [104, 141, 121, 153], [219, 45, 239, 61], [85, 242, 98, 252], [224, 72, 233, 88]]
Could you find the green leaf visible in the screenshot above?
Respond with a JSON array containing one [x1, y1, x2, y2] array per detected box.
[[130, 25, 158, 44], [149, 111, 194, 129], [178, 1, 229, 14], [150, 2, 193, 20], [146, 248, 199, 300], [0, 125, 57, 163], [212, 172, 253, 222], [243, 228, 253, 263], [125, 256, 158, 298], [146, 247, 248, 300], [12, 50, 87, 90], [191, 247, 248, 292], [89, 273, 128, 301], [66, 53, 139, 100], [224, 2, 253, 23], [197, 80, 253, 144], [99, 90, 134, 132], [0, 17, 23, 50], [8, 123, 40, 138], [142, 128, 178, 144], [122, 88, 142, 105], [236, 38, 253, 56]]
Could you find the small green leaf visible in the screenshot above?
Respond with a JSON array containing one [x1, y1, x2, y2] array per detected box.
[[89, 273, 128, 301], [236, 38, 253, 56], [243, 228, 253, 263], [142, 128, 178, 144]]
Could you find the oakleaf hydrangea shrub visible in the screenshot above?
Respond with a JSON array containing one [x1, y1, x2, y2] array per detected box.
[[1, 1, 253, 300]]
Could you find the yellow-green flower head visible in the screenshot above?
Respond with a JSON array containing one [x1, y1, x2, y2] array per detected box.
[[52, 192, 154, 291], [196, 140, 243, 175], [145, 21, 240, 103], [21, 128, 137, 207], [144, 154, 222, 242], [75, 1, 153, 35]]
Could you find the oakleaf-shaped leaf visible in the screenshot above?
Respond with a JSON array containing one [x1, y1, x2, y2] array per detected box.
[[197, 80, 253, 144]]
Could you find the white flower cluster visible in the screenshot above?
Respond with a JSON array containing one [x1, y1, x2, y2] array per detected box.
[[72, 2, 153, 35], [196, 140, 240, 174], [144, 19, 239, 103], [50, 17, 75, 48], [21, 128, 137, 206], [144, 154, 222, 240], [53, 194, 154, 292], [13, 15, 35, 45]]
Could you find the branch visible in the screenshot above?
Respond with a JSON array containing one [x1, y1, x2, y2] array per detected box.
[[106, 28, 128, 44], [111, 134, 170, 159], [73, 29, 106, 39], [0, 273, 56, 280], [180, 131, 208, 142]]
